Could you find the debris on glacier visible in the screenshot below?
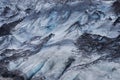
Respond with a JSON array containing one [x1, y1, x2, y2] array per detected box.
[[0, 0, 120, 80]]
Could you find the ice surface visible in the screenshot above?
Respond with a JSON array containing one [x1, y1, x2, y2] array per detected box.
[[0, 0, 120, 80]]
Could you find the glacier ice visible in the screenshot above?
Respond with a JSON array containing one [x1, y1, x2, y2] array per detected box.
[[0, 0, 120, 80]]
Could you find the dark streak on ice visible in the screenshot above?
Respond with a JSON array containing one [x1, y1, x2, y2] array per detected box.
[[0, 18, 24, 37]]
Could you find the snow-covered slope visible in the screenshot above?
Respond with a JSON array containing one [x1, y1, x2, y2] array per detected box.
[[0, 0, 120, 80]]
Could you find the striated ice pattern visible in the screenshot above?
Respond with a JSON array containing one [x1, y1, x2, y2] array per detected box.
[[0, 0, 120, 80]]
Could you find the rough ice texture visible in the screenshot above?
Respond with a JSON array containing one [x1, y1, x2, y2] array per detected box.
[[0, 0, 120, 80]]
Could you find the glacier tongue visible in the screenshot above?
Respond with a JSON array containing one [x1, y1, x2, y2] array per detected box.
[[0, 0, 120, 80]]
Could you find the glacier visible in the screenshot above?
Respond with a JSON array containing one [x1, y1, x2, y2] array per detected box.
[[0, 0, 120, 80]]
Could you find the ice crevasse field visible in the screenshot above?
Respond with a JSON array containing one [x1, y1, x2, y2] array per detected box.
[[0, 0, 120, 80]]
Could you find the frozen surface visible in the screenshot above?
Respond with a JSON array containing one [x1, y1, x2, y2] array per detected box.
[[0, 0, 120, 80]]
